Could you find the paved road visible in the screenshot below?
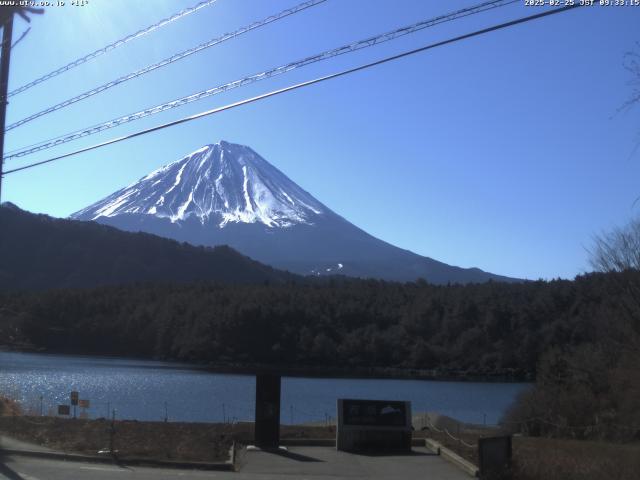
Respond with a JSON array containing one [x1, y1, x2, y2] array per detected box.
[[0, 446, 469, 480], [0, 455, 221, 480], [239, 446, 469, 479]]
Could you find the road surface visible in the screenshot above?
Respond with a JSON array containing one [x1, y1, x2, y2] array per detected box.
[[0, 446, 469, 479]]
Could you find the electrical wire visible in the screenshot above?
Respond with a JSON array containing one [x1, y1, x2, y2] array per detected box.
[[4, 0, 517, 158], [7, 0, 220, 97], [5, 0, 327, 131], [11, 27, 30, 49], [0, 26, 30, 50], [2, 3, 582, 176]]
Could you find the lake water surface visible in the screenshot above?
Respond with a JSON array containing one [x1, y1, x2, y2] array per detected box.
[[0, 351, 529, 425]]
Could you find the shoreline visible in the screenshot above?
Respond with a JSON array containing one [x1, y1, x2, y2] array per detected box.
[[0, 344, 533, 383]]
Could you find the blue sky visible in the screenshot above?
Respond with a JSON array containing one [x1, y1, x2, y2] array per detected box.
[[2, 0, 639, 280]]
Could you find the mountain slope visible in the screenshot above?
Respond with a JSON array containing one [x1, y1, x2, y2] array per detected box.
[[72, 142, 326, 229], [0, 203, 296, 290], [72, 141, 517, 284]]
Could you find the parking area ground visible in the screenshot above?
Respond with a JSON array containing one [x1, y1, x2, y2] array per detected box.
[[238, 446, 470, 479]]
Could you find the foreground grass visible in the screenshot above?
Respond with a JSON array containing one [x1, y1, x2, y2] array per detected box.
[[6, 413, 638, 477], [426, 428, 640, 480], [0, 397, 20, 416], [513, 437, 640, 480], [0, 416, 236, 462], [0, 416, 335, 462]]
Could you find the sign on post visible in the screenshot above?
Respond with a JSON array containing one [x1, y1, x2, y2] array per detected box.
[[337, 399, 412, 452], [58, 405, 70, 416], [70, 391, 79, 406], [79, 399, 90, 408]]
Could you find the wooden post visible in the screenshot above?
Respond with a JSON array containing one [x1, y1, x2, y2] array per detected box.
[[0, 13, 14, 202]]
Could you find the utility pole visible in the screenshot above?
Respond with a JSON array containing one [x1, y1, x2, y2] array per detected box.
[[0, 12, 14, 203]]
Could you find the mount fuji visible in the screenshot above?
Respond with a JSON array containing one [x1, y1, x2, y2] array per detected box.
[[71, 141, 515, 283]]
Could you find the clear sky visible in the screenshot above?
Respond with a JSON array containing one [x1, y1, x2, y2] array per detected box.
[[2, 0, 639, 280]]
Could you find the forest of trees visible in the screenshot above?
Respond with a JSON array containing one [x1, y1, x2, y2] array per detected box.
[[1, 270, 637, 383], [503, 218, 640, 441]]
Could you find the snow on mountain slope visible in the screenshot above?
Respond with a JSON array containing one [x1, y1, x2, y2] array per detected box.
[[72, 140, 518, 284], [72, 141, 325, 228]]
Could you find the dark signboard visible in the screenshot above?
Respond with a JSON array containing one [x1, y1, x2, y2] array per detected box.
[[254, 374, 281, 449], [70, 391, 79, 406], [342, 399, 407, 427], [479, 435, 512, 479], [58, 405, 70, 416]]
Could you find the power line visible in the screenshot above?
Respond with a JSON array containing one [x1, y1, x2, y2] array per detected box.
[[4, 0, 517, 159], [3, 3, 583, 177], [0, 6, 43, 202], [5, 0, 327, 132], [11, 26, 30, 49], [0, 26, 29, 50], [7, 0, 219, 98]]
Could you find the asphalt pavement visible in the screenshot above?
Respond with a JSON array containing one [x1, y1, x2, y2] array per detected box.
[[0, 445, 470, 480], [239, 446, 469, 479], [0, 455, 221, 480]]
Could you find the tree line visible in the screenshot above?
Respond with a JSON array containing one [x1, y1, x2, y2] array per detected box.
[[1, 270, 636, 383]]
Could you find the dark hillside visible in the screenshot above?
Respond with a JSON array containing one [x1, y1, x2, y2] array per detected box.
[[0, 203, 296, 290]]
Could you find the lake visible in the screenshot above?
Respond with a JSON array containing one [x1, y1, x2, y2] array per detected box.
[[0, 351, 529, 425]]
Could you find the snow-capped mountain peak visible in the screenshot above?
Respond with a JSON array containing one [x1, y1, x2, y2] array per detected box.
[[72, 141, 326, 228], [70, 141, 517, 284]]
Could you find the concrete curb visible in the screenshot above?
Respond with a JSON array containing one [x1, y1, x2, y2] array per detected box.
[[229, 441, 237, 470], [424, 439, 479, 478], [281, 438, 336, 447], [425, 438, 441, 455], [0, 448, 234, 471], [279, 437, 425, 447]]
